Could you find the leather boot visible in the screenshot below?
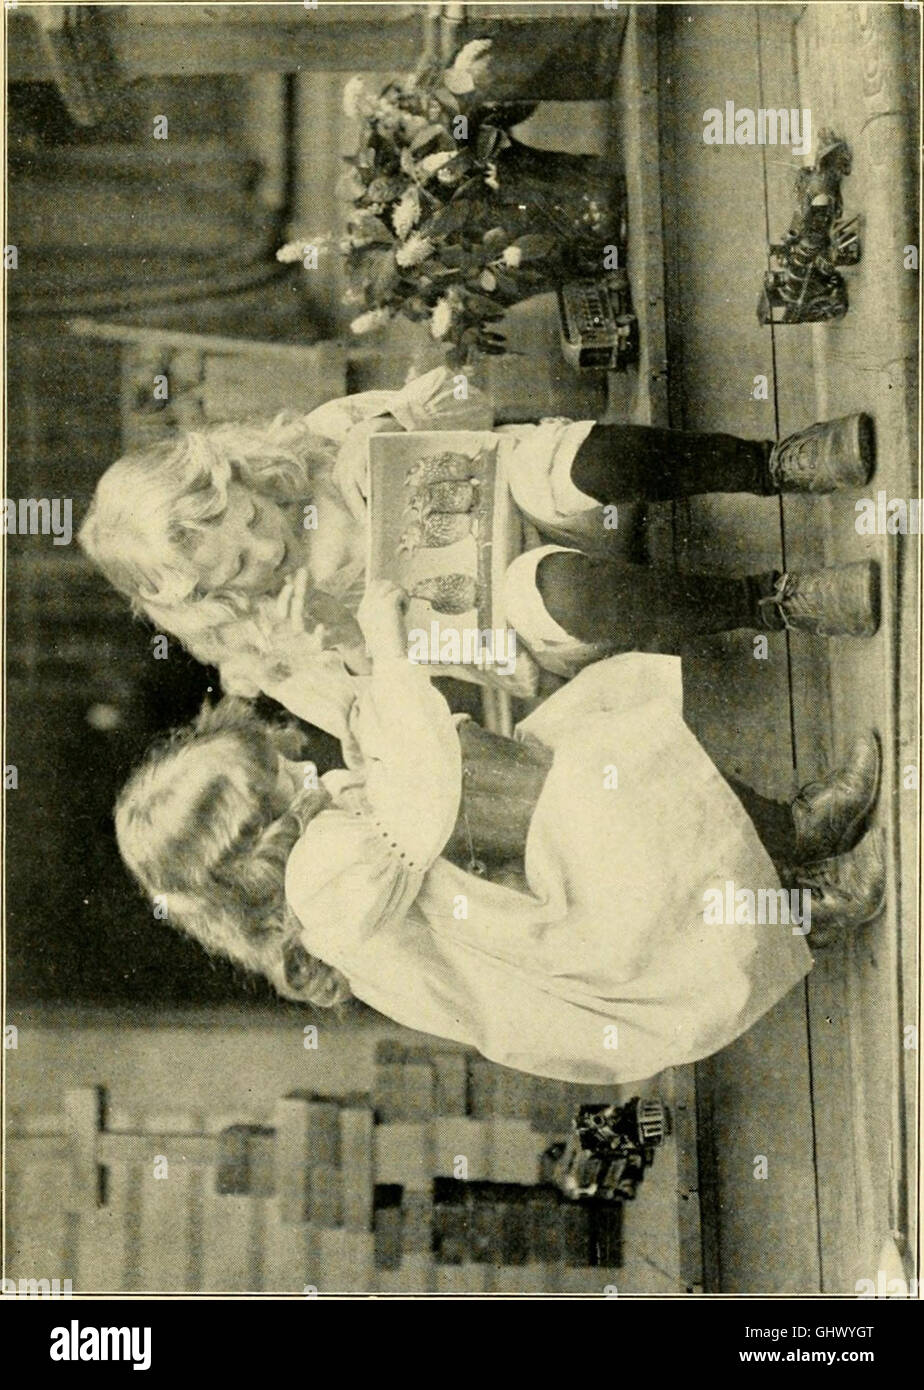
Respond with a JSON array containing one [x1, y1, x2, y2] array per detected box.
[[795, 830, 886, 945], [768, 412, 874, 493], [757, 560, 879, 637], [791, 733, 881, 862]]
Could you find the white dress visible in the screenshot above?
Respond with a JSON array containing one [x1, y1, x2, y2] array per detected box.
[[285, 655, 812, 1084], [218, 366, 607, 735]]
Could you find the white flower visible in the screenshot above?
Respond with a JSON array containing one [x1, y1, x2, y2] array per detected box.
[[398, 111, 429, 139], [444, 38, 493, 95], [345, 212, 386, 249], [392, 185, 421, 239], [430, 296, 454, 340], [342, 285, 365, 305], [350, 309, 390, 335], [342, 76, 375, 121], [395, 233, 434, 268], [418, 150, 454, 178], [374, 97, 403, 131], [502, 246, 522, 268], [277, 238, 330, 265]]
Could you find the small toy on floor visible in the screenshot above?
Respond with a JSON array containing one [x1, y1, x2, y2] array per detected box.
[[542, 1097, 670, 1202], [758, 131, 861, 325]]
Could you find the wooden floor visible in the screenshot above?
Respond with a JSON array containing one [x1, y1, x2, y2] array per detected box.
[[656, 3, 918, 1292], [3, 4, 916, 1300]]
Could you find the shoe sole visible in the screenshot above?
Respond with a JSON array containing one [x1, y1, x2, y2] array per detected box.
[[855, 557, 880, 637], [799, 559, 881, 637], [835, 558, 880, 637], [807, 829, 887, 938], [854, 412, 876, 486], [833, 731, 882, 856], [772, 412, 876, 493]]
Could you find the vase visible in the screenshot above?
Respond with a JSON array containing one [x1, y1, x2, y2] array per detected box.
[[455, 15, 629, 103], [487, 136, 626, 287]]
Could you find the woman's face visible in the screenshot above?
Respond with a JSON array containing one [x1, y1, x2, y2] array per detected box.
[[189, 483, 298, 596]]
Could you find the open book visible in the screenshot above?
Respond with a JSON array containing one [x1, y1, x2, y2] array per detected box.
[[367, 430, 525, 678]]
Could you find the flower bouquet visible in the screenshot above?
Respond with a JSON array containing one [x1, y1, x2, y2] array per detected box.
[[282, 46, 627, 367]]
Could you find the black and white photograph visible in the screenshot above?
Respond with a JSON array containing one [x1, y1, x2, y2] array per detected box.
[[1, 0, 920, 1315]]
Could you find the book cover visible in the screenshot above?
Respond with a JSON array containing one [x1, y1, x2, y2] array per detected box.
[[367, 431, 523, 669]]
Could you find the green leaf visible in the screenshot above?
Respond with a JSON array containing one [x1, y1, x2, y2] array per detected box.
[[433, 85, 461, 113], [364, 247, 399, 299], [450, 176, 485, 202], [475, 124, 504, 161], [440, 149, 475, 177], [492, 269, 519, 297], [410, 122, 450, 153], [428, 202, 469, 237], [463, 291, 506, 318], [422, 261, 462, 278], [349, 215, 395, 246], [508, 233, 557, 261], [366, 176, 405, 204], [482, 226, 508, 250]]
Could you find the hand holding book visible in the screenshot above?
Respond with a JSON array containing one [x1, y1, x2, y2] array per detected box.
[[356, 580, 411, 663]]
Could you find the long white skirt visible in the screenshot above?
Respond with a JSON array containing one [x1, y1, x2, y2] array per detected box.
[[408, 652, 813, 1082]]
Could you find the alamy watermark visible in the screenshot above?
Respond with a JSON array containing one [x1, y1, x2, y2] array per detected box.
[[50, 1320, 151, 1370], [407, 624, 517, 677], [855, 1269, 918, 1298], [703, 880, 811, 936], [1, 1276, 72, 1297], [703, 103, 812, 157], [2, 497, 73, 545], [855, 492, 921, 536]]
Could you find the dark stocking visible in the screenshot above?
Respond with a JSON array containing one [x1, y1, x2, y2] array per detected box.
[[570, 422, 773, 502]]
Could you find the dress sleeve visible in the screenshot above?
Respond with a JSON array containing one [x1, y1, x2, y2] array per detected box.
[[285, 809, 424, 962], [388, 365, 495, 433], [301, 389, 401, 445], [284, 659, 461, 959], [350, 656, 462, 869], [303, 370, 493, 442]]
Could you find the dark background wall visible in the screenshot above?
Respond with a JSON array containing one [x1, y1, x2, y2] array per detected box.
[[4, 75, 338, 1007]]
